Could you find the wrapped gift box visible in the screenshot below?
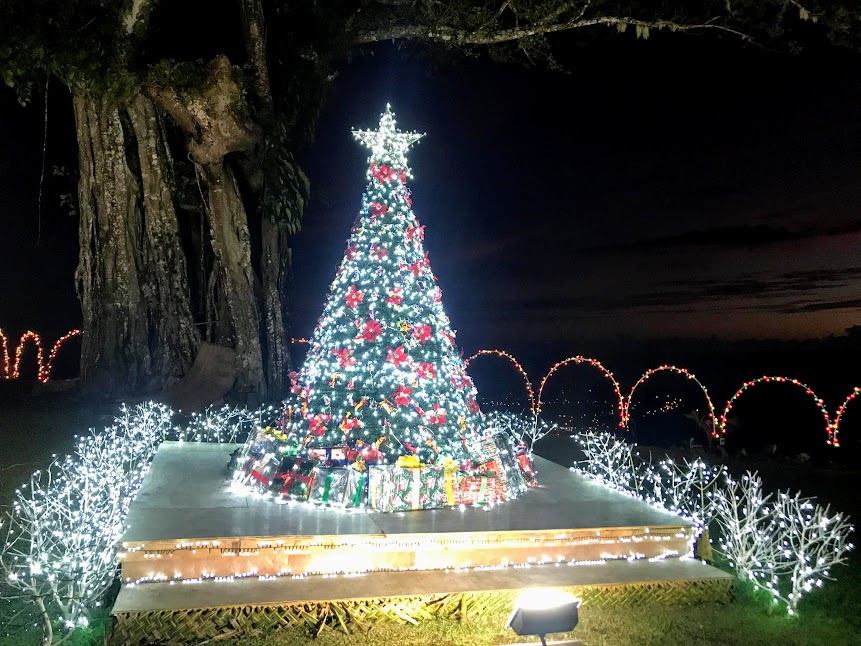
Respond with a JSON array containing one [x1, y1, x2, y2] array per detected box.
[[244, 452, 282, 492], [473, 433, 526, 500], [244, 428, 282, 462], [368, 464, 450, 512], [306, 446, 350, 466], [457, 474, 500, 506], [309, 466, 369, 507], [343, 468, 369, 508], [271, 457, 317, 500], [515, 445, 538, 487]]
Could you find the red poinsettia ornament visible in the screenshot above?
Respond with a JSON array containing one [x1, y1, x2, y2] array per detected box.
[[332, 348, 356, 370], [369, 201, 389, 220], [393, 385, 412, 406], [429, 404, 447, 425], [408, 260, 423, 277], [371, 162, 398, 183], [356, 319, 382, 342], [413, 324, 432, 343], [288, 371, 301, 395], [387, 345, 409, 367], [344, 285, 364, 308], [416, 362, 436, 380], [386, 288, 403, 305], [309, 414, 332, 436], [406, 223, 425, 242]]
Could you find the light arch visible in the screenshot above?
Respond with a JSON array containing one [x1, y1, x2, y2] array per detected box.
[[625, 365, 717, 436], [720, 376, 831, 443], [831, 386, 861, 447], [465, 349, 536, 415], [536, 356, 625, 426]]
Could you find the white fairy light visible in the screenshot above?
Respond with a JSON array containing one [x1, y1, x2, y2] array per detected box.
[[573, 430, 854, 615], [353, 105, 424, 175]]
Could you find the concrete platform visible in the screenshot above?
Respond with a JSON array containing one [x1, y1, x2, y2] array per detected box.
[[123, 442, 690, 541], [118, 443, 696, 582], [110, 443, 733, 644]]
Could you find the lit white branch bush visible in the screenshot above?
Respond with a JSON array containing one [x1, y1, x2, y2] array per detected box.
[[176, 403, 276, 444], [485, 410, 557, 452], [775, 493, 853, 613], [655, 458, 724, 533], [573, 430, 854, 615], [0, 401, 261, 644], [713, 472, 783, 603]]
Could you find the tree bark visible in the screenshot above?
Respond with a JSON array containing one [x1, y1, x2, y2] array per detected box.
[[149, 56, 269, 399], [74, 94, 150, 394], [261, 216, 291, 398], [201, 161, 265, 399], [127, 94, 199, 385], [74, 93, 198, 396]]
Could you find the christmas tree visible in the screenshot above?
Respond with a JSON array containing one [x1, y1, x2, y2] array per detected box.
[[289, 105, 484, 463]]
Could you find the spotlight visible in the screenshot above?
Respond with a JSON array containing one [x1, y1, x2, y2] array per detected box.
[[506, 588, 581, 646]]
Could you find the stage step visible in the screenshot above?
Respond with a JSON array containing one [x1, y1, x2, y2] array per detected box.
[[111, 558, 733, 644]]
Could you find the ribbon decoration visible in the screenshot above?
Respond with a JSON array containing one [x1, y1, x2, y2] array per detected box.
[[444, 473, 456, 505], [321, 471, 334, 505], [409, 467, 423, 510], [351, 472, 367, 507]]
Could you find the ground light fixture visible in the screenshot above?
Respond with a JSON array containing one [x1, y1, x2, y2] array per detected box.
[[506, 588, 582, 645]]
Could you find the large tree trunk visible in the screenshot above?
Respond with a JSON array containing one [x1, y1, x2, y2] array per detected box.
[[127, 94, 199, 385], [201, 162, 265, 400], [74, 93, 198, 395], [261, 216, 291, 398], [149, 56, 272, 399]]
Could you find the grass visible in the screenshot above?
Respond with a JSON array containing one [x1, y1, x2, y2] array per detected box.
[[1, 388, 860, 645], [213, 601, 860, 646]]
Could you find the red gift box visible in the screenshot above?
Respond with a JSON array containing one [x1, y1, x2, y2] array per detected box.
[[457, 475, 500, 505]]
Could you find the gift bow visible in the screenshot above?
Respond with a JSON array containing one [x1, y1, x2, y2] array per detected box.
[[438, 456, 459, 473], [396, 455, 425, 469]]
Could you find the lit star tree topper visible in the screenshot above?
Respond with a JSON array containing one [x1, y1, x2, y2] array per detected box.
[[290, 105, 485, 463]]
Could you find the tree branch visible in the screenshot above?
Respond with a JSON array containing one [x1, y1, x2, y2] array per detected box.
[[239, 0, 274, 117], [353, 14, 754, 46]]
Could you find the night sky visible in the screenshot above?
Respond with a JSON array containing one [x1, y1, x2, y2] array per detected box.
[[2, 36, 861, 364]]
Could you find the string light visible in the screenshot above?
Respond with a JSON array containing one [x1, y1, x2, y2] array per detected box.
[[464, 349, 536, 415], [536, 356, 626, 425], [0, 327, 81, 382], [625, 365, 717, 436], [831, 387, 861, 448], [574, 430, 854, 614], [469, 349, 858, 447], [719, 376, 832, 443], [118, 525, 689, 584], [0, 402, 272, 643]]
